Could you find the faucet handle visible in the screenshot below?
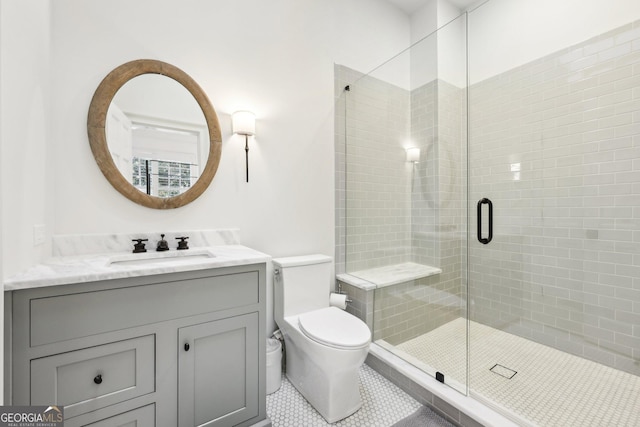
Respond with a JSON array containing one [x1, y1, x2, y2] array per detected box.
[[132, 238, 148, 253], [176, 236, 189, 250]]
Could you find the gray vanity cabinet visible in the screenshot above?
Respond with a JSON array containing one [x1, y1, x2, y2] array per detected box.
[[4, 263, 269, 427]]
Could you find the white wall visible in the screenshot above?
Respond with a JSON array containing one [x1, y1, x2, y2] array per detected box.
[[1, 0, 55, 402], [409, 0, 466, 90], [469, 0, 640, 83], [411, 0, 439, 44], [437, 0, 462, 24], [47, 0, 409, 263], [410, 0, 438, 88], [1, 1, 53, 279], [436, 3, 466, 88]]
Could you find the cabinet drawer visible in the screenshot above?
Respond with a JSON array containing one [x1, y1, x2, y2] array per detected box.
[[31, 335, 155, 419], [83, 404, 155, 427], [30, 271, 259, 346]]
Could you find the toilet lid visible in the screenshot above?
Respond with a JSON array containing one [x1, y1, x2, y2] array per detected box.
[[298, 307, 371, 350]]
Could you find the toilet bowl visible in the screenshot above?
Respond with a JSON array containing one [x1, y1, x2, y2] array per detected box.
[[273, 255, 371, 423]]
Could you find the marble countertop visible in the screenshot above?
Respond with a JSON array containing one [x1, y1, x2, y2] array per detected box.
[[4, 245, 271, 291]]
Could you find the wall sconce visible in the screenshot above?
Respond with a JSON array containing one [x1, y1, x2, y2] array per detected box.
[[232, 111, 256, 182], [406, 147, 420, 163]]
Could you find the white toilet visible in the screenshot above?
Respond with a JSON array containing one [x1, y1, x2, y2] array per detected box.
[[273, 255, 371, 423]]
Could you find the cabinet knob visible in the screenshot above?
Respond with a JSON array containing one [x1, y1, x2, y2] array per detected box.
[[94, 374, 103, 385], [184, 343, 190, 351]]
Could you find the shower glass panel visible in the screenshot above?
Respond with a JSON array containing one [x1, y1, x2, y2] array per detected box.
[[342, 13, 469, 394], [340, 1, 640, 424], [467, 3, 640, 425]]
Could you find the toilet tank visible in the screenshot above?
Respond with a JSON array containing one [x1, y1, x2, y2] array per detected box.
[[273, 255, 332, 320]]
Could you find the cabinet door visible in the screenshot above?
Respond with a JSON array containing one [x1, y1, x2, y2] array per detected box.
[[178, 313, 258, 427]]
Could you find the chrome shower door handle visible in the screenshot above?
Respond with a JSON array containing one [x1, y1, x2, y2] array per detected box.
[[477, 198, 493, 244]]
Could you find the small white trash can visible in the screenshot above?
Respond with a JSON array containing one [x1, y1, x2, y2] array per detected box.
[[266, 338, 282, 394]]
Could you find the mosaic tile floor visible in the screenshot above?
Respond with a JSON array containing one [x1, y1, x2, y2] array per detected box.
[[266, 364, 453, 427], [391, 317, 640, 427]]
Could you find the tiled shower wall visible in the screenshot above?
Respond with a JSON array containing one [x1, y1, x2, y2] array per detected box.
[[432, 80, 466, 313], [335, 64, 355, 277], [338, 66, 412, 274], [410, 80, 466, 272], [373, 274, 464, 345], [374, 79, 467, 345], [469, 20, 640, 375], [410, 81, 439, 268], [335, 63, 466, 345]]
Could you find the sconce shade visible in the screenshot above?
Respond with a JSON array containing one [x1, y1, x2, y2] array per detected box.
[[406, 147, 420, 162], [232, 111, 256, 136]]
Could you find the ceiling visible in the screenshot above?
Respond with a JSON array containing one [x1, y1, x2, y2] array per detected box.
[[385, 0, 479, 15]]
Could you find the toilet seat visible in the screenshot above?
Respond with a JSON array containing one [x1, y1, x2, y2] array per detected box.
[[298, 307, 371, 350]]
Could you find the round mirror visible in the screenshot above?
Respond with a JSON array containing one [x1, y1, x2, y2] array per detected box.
[[87, 60, 222, 209]]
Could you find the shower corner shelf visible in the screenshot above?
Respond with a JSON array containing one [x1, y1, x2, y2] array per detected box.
[[337, 262, 442, 290]]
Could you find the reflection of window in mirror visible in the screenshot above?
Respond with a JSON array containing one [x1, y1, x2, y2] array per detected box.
[[104, 72, 209, 197], [105, 109, 208, 197], [129, 119, 203, 197], [133, 157, 196, 197]]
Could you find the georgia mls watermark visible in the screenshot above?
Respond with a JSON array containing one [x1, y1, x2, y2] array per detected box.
[[0, 406, 64, 427]]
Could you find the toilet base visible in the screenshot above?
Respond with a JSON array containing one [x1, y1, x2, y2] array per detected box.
[[282, 326, 367, 423], [286, 369, 362, 423]]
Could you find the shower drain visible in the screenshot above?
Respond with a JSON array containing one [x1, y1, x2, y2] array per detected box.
[[490, 364, 517, 379]]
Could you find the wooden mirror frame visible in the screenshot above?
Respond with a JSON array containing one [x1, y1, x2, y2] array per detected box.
[[87, 59, 222, 209]]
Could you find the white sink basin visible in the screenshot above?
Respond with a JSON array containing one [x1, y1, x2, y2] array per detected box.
[[108, 249, 215, 267]]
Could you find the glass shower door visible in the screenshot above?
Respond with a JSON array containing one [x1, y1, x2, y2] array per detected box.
[[467, 4, 640, 424], [341, 12, 469, 395]]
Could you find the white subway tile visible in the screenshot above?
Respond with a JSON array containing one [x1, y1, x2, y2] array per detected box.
[[599, 90, 634, 107], [599, 43, 632, 62], [585, 37, 616, 56]]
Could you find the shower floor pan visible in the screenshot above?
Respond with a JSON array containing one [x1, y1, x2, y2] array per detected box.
[[381, 318, 639, 427]]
